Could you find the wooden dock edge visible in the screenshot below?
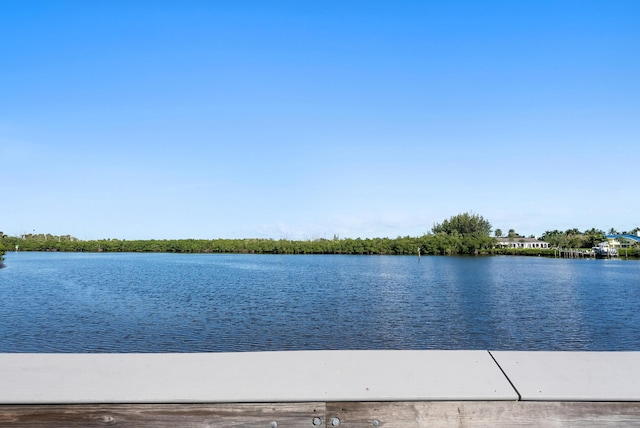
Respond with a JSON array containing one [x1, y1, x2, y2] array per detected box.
[[2, 401, 640, 427], [2, 350, 640, 426]]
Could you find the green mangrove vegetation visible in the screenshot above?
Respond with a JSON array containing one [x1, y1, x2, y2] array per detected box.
[[1, 213, 638, 258], [0, 234, 487, 256]]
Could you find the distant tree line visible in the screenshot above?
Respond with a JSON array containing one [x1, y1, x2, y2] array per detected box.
[[1, 214, 638, 258], [540, 227, 640, 249], [0, 231, 5, 266], [0, 234, 488, 256], [0, 213, 496, 256]]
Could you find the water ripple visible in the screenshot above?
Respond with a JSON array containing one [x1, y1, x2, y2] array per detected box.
[[1, 253, 639, 352]]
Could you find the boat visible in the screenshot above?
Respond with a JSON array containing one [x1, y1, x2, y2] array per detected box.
[[593, 242, 618, 259]]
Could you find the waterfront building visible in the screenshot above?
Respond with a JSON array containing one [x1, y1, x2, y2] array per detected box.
[[495, 237, 550, 249]]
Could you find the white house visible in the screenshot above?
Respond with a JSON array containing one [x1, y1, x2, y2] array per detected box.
[[495, 237, 550, 249]]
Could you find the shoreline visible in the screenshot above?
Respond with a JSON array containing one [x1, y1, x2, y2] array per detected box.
[[3, 248, 639, 260]]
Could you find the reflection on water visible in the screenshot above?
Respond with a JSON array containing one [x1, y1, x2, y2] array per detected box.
[[1, 252, 639, 352]]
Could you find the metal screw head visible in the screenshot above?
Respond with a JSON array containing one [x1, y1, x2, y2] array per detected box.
[[372, 419, 380, 426], [312, 417, 322, 426], [270, 422, 278, 428], [331, 417, 341, 427]]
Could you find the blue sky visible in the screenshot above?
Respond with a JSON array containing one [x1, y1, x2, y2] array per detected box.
[[2, 1, 638, 240]]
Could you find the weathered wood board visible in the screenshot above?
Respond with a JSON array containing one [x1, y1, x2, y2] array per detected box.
[[3, 402, 640, 427], [0, 403, 325, 428], [327, 401, 640, 427]]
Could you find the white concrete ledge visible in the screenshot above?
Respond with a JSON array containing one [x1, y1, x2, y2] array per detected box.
[[1, 351, 639, 404], [0, 350, 515, 404], [491, 351, 640, 401]]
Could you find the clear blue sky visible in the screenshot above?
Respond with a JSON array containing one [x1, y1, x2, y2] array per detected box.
[[2, 1, 638, 240]]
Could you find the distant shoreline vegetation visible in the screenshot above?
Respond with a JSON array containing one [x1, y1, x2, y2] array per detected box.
[[0, 235, 558, 257], [1, 213, 638, 258]]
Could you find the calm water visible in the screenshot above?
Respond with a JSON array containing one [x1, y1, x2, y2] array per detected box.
[[1, 252, 639, 352]]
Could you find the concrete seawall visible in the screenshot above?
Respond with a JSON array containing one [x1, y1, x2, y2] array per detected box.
[[1, 350, 640, 426]]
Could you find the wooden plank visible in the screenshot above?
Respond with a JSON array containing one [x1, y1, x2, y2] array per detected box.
[[3, 402, 640, 427], [0, 402, 325, 428], [326, 401, 640, 427]]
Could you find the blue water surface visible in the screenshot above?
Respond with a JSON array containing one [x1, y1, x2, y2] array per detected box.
[[1, 252, 639, 352]]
